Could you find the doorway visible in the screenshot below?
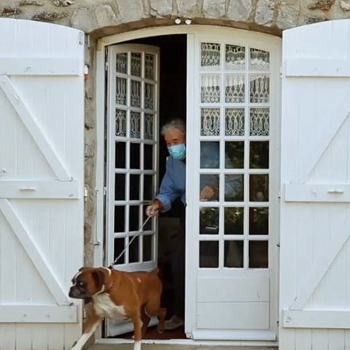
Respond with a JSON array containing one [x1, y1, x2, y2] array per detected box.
[[105, 35, 187, 340], [100, 26, 281, 344]]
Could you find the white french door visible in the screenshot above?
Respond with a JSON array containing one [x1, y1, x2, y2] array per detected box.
[[106, 44, 160, 336], [185, 31, 281, 341]]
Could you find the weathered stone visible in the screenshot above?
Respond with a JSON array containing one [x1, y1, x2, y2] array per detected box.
[[177, 0, 198, 17], [203, 0, 226, 18], [95, 4, 119, 28], [255, 0, 277, 26], [340, 0, 350, 10], [306, 15, 326, 22], [308, 0, 335, 10], [71, 7, 98, 33], [277, 2, 300, 29], [2, 7, 21, 16], [32, 11, 67, 21], [117, 0, 145, 22], [53, 0, 74, 6], [150, 0, 172, 17], [20, 0, 43, 5], [227, 0, 253, 21]]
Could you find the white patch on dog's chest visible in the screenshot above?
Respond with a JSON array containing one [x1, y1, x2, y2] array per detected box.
[[93, 294, 127, 321]]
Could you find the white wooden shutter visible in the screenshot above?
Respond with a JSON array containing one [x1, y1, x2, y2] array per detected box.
[[280, 19, 350, 350], [0, 19, 84, 350]]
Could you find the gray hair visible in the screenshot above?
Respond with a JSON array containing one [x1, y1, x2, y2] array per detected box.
[[161, 119, 186, 136]]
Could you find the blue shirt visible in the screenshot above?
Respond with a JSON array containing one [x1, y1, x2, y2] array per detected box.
[[156, 156, 186, 212]]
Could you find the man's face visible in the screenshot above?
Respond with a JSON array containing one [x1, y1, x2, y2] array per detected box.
[[164, 129, 185, 147]]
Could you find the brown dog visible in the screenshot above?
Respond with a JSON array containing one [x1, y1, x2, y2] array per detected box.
[[69, 267, 166, 350]]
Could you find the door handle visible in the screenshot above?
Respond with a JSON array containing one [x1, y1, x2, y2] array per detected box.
[[19, 187, 37, 191], [327, 189, 344, 194]]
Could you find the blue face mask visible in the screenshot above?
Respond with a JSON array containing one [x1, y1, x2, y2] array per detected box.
[[168, 144, 186, 160]]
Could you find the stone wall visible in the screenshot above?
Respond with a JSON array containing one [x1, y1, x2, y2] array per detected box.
[[2, 0, 350, 266], [2, 0, 350, 36]]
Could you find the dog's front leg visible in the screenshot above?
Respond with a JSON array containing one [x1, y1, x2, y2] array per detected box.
[[71, 313, 101, 350], [131, 313, 142, 350]]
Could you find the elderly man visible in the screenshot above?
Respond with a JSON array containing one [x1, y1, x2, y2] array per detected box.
[[146, 119, 214, 330]]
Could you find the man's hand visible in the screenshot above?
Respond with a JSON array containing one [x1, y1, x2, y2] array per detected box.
[[200, 186, 218, 201], [146, 200, 163, 217]]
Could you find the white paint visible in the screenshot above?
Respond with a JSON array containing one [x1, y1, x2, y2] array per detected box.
[[93, 294, 127, 321], [280, 18, 350, 350], [0, 18, 84, 350]]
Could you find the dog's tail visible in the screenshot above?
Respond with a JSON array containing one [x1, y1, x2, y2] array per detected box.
[[151, 267, 160, 275]]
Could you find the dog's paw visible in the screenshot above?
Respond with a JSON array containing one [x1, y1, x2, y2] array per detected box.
[[156, 327, 164, 334]]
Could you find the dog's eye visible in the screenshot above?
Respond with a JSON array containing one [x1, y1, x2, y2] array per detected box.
[[79, 281, 85, 287]]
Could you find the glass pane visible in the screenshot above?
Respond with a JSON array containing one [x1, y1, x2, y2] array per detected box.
[[200, 207, 219, 235], [131, 80, 141, 107], [115, 141, 126, 168], [250, 141, 269, 169], [224, 207, 244, 235], [201, 74, 220, 103], [131, 53, 141, 77], [201, 108, 220, 136], [144, 114, 154, 140], [249, 241, 268, 268], [130, 175, 140, 200], [130, 112, 141, 138], [143, 234, 153, 261], [249, 208, 268, 235], [130, 143, 140, 169], [129, 206, 139, 231], [200, 141, 219, 169], [250, 174, 269, 202], [116, 53, 127, 74], [225, 75, 245, 103], [225, 175, 244, 202], [116, 78, 127, 105], [200, 174, 219, 201], [115, 109, 127, 137], [250, 108, 269, 136], [145, 83, 155, 110], [201, 43, 221, 69], [250, 74, 270, 103], [225, 141, 244, 169], [129, 235, 139, 263], [145, 54, 155, 80], [225, 108, 245, 136], [199, 241, 219, 268], [250, 48, 270, 71], [115, 174, 125, 200], [224, 241, 243, 267], [144, 144, 153, 170], [114, 237, 125, 264], [114, 206, 125, 233], [225, 45, 245, 70], [144, 175, 153, 201]]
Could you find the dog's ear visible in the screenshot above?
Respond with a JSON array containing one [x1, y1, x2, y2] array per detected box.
[[92, 269, 105, 289]]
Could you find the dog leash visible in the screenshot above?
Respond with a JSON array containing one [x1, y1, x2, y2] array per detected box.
[[108, 215, 152, 269]]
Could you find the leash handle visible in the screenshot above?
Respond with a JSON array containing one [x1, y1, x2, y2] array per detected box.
[[109, 216, 152, 268]]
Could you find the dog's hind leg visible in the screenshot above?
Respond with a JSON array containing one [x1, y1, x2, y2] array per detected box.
[[144, 300, 166, 334], [131, 312, 143, 350], [141, 307, 151, 337]]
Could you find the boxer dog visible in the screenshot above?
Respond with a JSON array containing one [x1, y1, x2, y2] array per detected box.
[[69, 267, 166, 350]]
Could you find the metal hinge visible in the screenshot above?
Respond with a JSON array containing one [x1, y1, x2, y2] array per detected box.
[[105, 61, 108, 71], [103, 186, 107, 195], [279, 67, 283, 79]]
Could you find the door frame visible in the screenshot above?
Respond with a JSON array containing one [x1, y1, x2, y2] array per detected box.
[[95, 25, 281, 346]]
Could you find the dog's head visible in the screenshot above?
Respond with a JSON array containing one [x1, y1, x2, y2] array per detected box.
[[69, 267, 109, 299]]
